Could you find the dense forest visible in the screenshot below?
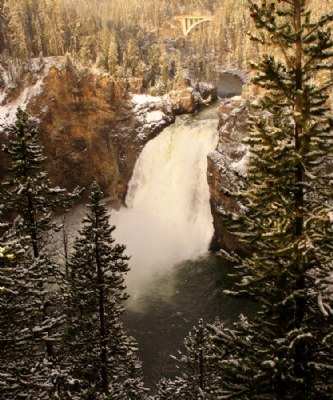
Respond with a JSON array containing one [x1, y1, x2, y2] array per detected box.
[[1, 0, 333, 87], [1, 0, 333, 399]]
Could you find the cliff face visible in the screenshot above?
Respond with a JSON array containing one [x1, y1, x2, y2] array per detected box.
[[30, 65, 137, 205], [0, 59, 216, 205], [208, 97, 250, 251]]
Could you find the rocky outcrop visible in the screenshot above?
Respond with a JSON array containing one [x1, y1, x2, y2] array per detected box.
[[0, 58, 216, 205], [208, 97, 250, 251]]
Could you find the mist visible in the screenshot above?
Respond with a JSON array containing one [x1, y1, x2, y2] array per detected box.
[[111, 109, 219, 300]]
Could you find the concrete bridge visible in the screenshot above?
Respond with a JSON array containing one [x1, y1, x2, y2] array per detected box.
[[173, 15, 214, 37]]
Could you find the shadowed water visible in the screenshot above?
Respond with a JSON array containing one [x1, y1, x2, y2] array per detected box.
[[122, 253, 255, 390]]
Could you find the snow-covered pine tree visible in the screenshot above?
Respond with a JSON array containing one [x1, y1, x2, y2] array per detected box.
[[0, 107, 80, 257], [0, 107, 81, 398], [212, 1, 333, 398], [154, 319, 222, 399], [0, 228, 70, 399], [64, 182, 146, 399]]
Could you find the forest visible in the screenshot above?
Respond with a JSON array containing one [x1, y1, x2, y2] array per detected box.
[[1, 0, 332, 87], [0, 0, 333, 399]]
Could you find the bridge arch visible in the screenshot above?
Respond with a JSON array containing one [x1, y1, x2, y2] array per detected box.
[[173, 15, 214, 37], [185, 19, 212, 36]]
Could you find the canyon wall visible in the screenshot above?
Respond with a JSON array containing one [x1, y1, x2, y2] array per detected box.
[[1, 59, 251, 252], [0, 59, 216, 206], [208, 97, 250, 251]]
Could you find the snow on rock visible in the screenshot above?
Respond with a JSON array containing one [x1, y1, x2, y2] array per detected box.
[[0, 80, 45, 129], [130, 93, 173, 142], [0, 57, 64, 131], [130, 83, 218, 142], [230, 146, 250, 178], [207, 97, 250, 251], [132, 94, 161, 108], [146, 110, 165, 123], [208, 149, 227, 174]]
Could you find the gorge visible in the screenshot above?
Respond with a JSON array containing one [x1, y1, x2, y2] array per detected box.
[[0, 60, 247, 391], [1, 1, 332, 397], [112, 100, 254, 389]]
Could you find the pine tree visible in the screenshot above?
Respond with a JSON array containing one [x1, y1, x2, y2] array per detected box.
[[0, 229, 69, 399], [155, 319, 222, 399], [124, 37, 140, 77], [107, 34, 119, 76], [0, 107, 80, 256], [172, 51, 185, 89], [0, 0, 9, 54], [64, 182, 146, 399], [0, 108, 81, 399], [213, 1, 333, 398]]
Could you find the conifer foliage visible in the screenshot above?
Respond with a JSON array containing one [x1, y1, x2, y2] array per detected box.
[[155, 319, 222, 399], [212, 0, 333, 398], [64, 182, 146, 399], [0, 107, 80, 256], [0, 110, 146, 399], [0, 108, 81, 399]]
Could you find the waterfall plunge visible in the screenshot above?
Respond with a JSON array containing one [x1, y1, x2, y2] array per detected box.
[[112, 109, 218, 296]]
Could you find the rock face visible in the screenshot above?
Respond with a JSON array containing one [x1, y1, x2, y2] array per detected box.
[[0, 59, 216, 205], [208, 97, 250, 251]]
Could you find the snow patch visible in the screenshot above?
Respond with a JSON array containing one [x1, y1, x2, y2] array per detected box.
[[131, 93, 172, 139], [146, 110, 165, 123], [0, 57, 64, 131], [328, 211, 333, 223], [230, 148, 250, 177], [132, 94, 161, 108], [0, 79, 45, 129], [132, 94, 161, 104]]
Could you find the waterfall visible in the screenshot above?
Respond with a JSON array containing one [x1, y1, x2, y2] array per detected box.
[[112, 107, 219, 295]]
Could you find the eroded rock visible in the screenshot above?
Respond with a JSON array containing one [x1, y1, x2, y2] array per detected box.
[[208, 97, 250, 251]]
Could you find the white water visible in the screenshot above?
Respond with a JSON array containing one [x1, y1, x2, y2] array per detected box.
[[112, 106, 219, 296]]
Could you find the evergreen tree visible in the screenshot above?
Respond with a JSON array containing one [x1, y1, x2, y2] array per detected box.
[[64, 182, 146, 399], [107, 34, 119, 76], [124, 37, 140, 77], [155, 319, 221, 399], [0, 0, 9, 54], [0, 107, 80, 256], [172, 51, 185, 89], [0, 108, 81, 399], [213, 1, 333, 398], [0, 228, 68, 399]]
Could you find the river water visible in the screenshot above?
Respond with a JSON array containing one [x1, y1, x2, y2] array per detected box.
[[122, 253, 254, 389]]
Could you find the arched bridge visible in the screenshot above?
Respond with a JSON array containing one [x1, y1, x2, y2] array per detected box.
[[173, 15, 214, 37]]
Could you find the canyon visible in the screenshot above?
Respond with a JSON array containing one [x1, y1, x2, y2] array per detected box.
[[0, 56, 252, 392], [0, 58, 245, 251]]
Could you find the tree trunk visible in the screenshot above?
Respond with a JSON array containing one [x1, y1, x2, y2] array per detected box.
[[293, 1, 308, 394], [95, 229, 109, 395], [27, 192, 39, 259]]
